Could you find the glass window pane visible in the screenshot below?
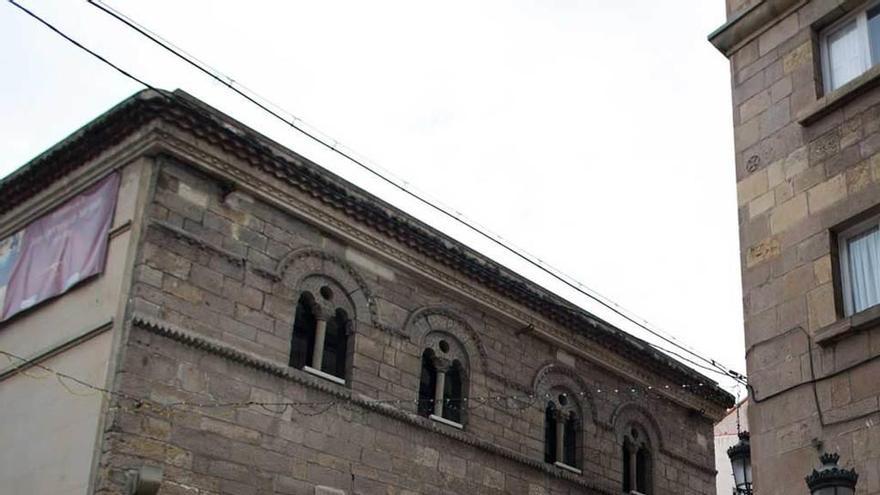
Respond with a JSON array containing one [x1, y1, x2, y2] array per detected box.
[[869, 5, 880, 64], [828, 19, 866, 90], [847, 227, 880, 313]]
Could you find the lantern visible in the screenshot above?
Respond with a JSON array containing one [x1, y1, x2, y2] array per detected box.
[[727, 431, 752, 495], [805, 453, 858, 495]]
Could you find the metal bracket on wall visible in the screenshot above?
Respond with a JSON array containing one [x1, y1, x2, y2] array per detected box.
[[125, 465, 163, 495]]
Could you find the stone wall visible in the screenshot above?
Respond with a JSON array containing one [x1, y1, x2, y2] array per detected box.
[[723, 1, 880, 493], [92, 154, 720, 495]]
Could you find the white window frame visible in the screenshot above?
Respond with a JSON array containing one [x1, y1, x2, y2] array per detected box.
[[838, 213, 880, 316], [820, 1, 880, 93]]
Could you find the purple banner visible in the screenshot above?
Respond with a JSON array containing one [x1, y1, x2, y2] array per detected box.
[[1, 173, 120, 321]]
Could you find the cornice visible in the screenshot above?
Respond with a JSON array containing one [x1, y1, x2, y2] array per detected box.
[[708, 0, 805, 57], [0, 89, 733, 412], [152, 129, 728, 417]]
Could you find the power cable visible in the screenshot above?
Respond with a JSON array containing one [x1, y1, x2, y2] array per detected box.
[[8, 0, 746, 385], [6, 0, 153, 89], [85, 0, 748, 384], [0, 346, 727, 415], [85, 0, 746, 385]]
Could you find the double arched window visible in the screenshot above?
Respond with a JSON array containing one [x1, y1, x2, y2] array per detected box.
[[416, 333, 468, 428], [622, 425, 652, 494], [289, 284, 351, 385], [543, 392, 581, 472]]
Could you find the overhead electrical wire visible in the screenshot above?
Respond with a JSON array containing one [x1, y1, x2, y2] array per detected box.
[[84, 0, 748, 385], [0, 346, 727, 417], [7, 0, 746, 386]]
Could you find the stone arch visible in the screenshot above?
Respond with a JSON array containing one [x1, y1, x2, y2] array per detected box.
[[532, 362, 597, 426], [275, 247, 378, 329], [404, 307, 488, 378], [610, 401, 664, 451]]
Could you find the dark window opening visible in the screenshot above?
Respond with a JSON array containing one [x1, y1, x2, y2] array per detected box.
[[623, 441, 632, 493], [563, 412, 578, 467], [636, 447, 650, 494], [418, 349, 436, 417], [444, 360, 463, 423], [322, 308, 349, 379], [544, 402, 557, 463], [289, 293, 316, 369]]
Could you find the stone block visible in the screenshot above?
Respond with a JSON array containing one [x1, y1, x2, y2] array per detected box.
[[771, 193, 808, 234], [760, 98, 791, 137], [750, 190, 776, 219], [807, 174, 847, 214], [438, 454, 468, 478], [758, 14, 799, 56], [741, 90, 771, 123], [738, 169, 769, 206], [813, 255, 833, 285], [747, 236, 781, 268], [770, 76, 793, 103], [846, 161, 874, 194], [314, 484, 346, 495], [810, 130, 840, 164], [767, 158, 785, 188], [783, 263, 815, 301], [414, 446, 439, 468], [783, 42, 811, 74], [807, 283, 836, 331]]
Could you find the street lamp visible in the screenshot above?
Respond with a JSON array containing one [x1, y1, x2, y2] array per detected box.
[[727, 431, 752, 495], [805, 453, 858, 495]]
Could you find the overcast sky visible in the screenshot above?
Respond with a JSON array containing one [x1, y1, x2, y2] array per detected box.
[[0, 1, 744, 394]]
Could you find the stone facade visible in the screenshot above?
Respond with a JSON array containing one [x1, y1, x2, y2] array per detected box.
[[711, 1, 880, 493], [0, 90, 731, 494]]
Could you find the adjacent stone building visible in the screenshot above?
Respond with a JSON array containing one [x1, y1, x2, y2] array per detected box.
[[710, 0, 880, 493], [0, 90, 733, 494]]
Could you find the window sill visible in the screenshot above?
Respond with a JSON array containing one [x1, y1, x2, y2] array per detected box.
[[429, 414, 463, 429], [303, 365, 346, 386], [798, 64, 880, 126], [553, 461, 582, 475], [814, 304, 880, 346]]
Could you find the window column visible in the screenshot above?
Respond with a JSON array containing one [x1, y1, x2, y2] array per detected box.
[[432, 357, 451, 417], [311, 318, 328, 370], [555, 409, 565, 464]]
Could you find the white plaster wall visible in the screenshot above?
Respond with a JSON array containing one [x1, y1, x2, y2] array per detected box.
[[0, 330, 112, 494], [0, 162, 144, 494], [0, 163, 141, 358]]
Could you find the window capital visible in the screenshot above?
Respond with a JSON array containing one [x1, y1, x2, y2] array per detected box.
[[431, 356, 452, 372]]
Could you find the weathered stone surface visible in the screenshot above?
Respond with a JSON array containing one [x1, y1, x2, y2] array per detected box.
[[770, 193, 807, 234], [0, 90, 723, 495], [718, 2, 880, 493]]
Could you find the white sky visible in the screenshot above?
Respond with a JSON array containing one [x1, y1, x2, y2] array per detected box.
[[0, 1, 744, 394]]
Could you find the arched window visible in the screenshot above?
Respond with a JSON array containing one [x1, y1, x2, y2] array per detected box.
[[544, 392, 581, 472], [289, 286, 350, 385], [417, 336, 467, 428], [622, 426, 652, 494]]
